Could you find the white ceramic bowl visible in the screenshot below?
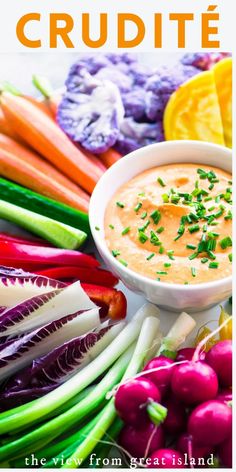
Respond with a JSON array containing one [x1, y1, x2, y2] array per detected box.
[[89, 141, 232, 312]]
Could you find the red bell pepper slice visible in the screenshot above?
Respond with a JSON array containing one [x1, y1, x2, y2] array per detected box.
[[82, 283, 127, 320], [0, 241, 99, 268], [35, 266, 118, 287], [0, 233, 52, 246]]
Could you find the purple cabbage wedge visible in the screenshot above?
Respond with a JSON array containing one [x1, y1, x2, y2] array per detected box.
[[0, 280, 95, 337], [58, 65, 124, 153], [0, 265, 64, 307], [0, 322, 124, 409], [0, 307, 100, 382]]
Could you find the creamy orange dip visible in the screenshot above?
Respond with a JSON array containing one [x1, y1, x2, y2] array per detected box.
[[105, 164, 232, 284]]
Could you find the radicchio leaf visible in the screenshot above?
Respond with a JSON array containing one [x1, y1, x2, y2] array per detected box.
[[0, 308, 100, 382]]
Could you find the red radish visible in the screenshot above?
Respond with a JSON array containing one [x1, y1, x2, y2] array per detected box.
[[206, 340, 232, 388], [115, 377, 161, 425], [177, 433, 212, 460], [188, 400, 232, 446], [147, 449, 185, 468], [119, 422, 164, 458], [143, 356, 175, 395], [176, 348, 205, 362], [216, 389, 232, 404], [163, 396, 186, 434], [171, 361, 218, 404], [219, 435, 232, 468]]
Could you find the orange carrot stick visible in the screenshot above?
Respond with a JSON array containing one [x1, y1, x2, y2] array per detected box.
[[0, 93, 103, 194], [99, 149, 122, 168], [0, 147, 89, 213], [0, 133, 89, 201]]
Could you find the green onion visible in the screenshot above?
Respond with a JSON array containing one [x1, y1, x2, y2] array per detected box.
[[156, 277, 161, 281], [191, 267, 197, 277], [208, 206, 215, 212], [134, 202, 142, 212], [208, 250, 216, 260], [159, 246, 165, 254], [208, 183, 214, 191], [220, 236, 232, 249], [204, 196, 212, 202], [138, 192, 145, 196], [157, 177, 166, 187], [138, 231, 149, 244], [162, 193, 169, 203], [188, 224, 200, 234], [228, 253, 232, 262], [119, 259, 128, 267], [140, 211, 147, 220], [116, 202, 125, 208], [213, 209, 224, 219], [215, 195, 221, 204], [164, 263, 171, 268], [174, 224, 185, 241], [224, 210, 232, 221], [95, 226, 100, 231], [209, 262, 219, 269], [112, 250, 120, 257], [156, 226, 164, 234], [109, 224, 114, 230], [156, 271, 167, 275], [203, 224, 208, 232], [121, 226, 130, 236], [197, 168, 207, 179], [201, 257, 208, 264], [186, 244, 197, 250], [171, 195, 181, 204], [150, 210, 161, 225], [146, 253, 155, 261]]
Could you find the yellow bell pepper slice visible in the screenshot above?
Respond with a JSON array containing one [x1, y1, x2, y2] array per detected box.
[[213, 58, 232, 148], [164, 70, 225, 145], [218, 306, 232, 340], [195, 326, 217, 352]]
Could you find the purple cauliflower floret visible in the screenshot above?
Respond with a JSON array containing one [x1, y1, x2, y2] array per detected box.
[[95, 67, 133, 93], [58, 68, 124, 153], [122, 88, 147, 120], [115, 118, 164, 155], [145, 64, 200, 121], [181, 52, 231, 70]]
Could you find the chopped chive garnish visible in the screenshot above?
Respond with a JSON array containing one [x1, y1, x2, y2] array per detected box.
[[204, 196, 212, 202], [139, 220, 150, 232], [122, 226, 130, 235], [150, 210, 161, 225], [206, 238, 216, 252], [210, 221, 218, 226], [195, 180, 199, 189], [167, 250, 175, 260], [189, 252, 198, 260], [209, 262, 219, 269], [224, 210, 232, 221], [171, 195, 181, 204], [188, 224, 200, 234], [203, 224, 208, 232], [146, 253, 155, 261], [174, 224, 185, 241], [223, 192, 232, 203], [208, 206, 215, 212], [208, 183, 214, 191], [138, 192, 145, 196], [140, 211, 148, 220], [228, 253, 232, 262], [138, 231, 149, 244], [201, 257, 208, 264], [197, 168, 207, 179], [228, 180, 232, 185], [186, 244, 197, 250], [164, 263, 171, 268], [220, 236, 232, 249], [156, 277, 161, 282], [134, 202, 142, 212], [157, 177, 166, 187], [156, 271, 167, 275], [112, 250, 120, 257], [184, 281, 189, 285], [211, 178, 219, 183], [116, 201, 125, 208], [119, 258, 128, 267], [109, 224, 114, 230], [156, 226, 164, 234], [162, 193, 169, 203], [208, 250, 216, 260], [215, 195, 221, 203], [191, 267, 197, 277], [150, 231, 161, 246], [159, 246, 165, 254], [95, 226, 100, 231], [213, 209, 224, 219], [208, 231, 219, 238]]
